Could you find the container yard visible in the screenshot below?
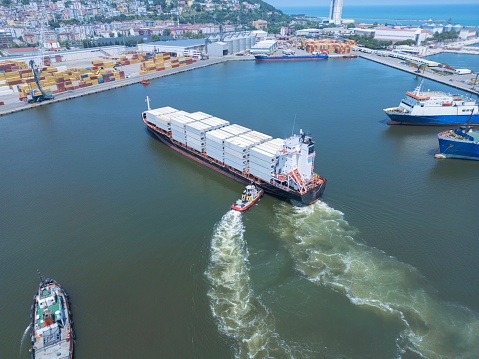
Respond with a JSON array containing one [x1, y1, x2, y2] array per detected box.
[[0, 54, 224, 117]]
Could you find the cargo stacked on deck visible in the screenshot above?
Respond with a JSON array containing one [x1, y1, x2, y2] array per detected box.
[[185, 114, 229, 153], [205, 129, 235, 163], [249, 139, 285, 182], [142, 105, 327, 205], [170, 114, 197, 144], [144, 106, 179, 131]]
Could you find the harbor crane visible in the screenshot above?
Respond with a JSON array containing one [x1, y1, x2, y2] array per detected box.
[[26, 60, 53, 104]]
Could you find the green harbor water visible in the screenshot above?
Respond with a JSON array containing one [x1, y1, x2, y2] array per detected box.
[[2, 58, 479, 359]]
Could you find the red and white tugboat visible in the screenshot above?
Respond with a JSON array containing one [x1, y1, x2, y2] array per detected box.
[[231, 184, 263, 212]]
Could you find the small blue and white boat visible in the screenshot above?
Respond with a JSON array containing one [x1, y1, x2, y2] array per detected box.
[[436, 126, 479, 160], [384, 81, 479, 126]]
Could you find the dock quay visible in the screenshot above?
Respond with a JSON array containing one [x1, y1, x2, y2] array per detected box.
[[0, 57, 225, 117], [356, 50, 479, 96]]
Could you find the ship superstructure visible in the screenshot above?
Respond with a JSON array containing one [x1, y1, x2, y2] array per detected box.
[[31, 279, 73, 359], [384, 82, 479, 125], [142, 102, 326, 204]]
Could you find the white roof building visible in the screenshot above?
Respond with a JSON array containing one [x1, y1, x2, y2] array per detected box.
[[374, 28, 432, 45]]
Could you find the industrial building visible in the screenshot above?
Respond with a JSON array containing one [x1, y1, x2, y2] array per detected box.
[[138, 39, 206, 57], [206, 31, 259, 56], [249, 40, 278, 55], [374, 28, 432, 45]]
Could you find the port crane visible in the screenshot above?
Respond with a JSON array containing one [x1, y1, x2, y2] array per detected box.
[[26, 0, 53, 104], [26, 60, 53, 104]]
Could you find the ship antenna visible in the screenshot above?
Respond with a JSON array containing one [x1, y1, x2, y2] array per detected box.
[[37, 269, 44, 282], [146, 96, 151, 111], [292, 115, 296, 136]]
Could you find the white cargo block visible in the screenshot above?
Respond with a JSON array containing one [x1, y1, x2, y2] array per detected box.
[[185, 130, 205, 141], [224, 137, 254, 153], [186, 112, 212, 121], [225, 153, 248, 165], [205, 142, 223, 152], [188, 142, 205, 153], [224, 147, 248, 159], [201, 117, 229, 129], [185, 121, 211, 136], [186, 137, 205, 148], [170, 114, 196, 129], [222, 124, 250, 136], [249, 161, 274, 174], [172, 132, 187, 144], [207, 149, 224, 162], [225, 158, 248, 172], [249, 169, 273, 183], [206, 129, 235, 145], [250, 147, 277, 163]]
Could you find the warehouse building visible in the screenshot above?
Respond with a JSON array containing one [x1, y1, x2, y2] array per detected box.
[[138, 39, 206, 57], [249, 39, 278, 55], [374, 28, 432, 45]]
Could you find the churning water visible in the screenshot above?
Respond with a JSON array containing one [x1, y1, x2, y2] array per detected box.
[[274, 201, 479, 359], [205, 210, 293, 358]]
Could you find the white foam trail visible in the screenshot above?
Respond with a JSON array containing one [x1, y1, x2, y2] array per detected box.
[[275, 201, 479, 359], [205, 210, 292, 358], [19, 323, 31, 357]]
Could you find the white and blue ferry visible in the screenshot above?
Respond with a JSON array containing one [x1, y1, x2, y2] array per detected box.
[[384, 82, 479, 126], [436, 127, 479, 160]]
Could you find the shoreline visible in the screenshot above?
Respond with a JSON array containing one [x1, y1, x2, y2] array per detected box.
[[1, 51, 477, 117]]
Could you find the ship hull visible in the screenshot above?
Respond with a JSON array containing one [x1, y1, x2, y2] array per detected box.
[[386, 112, 479, 126], [254, 55, 328, 61], [438, 135, 479, 160], [146, 125, 326, 205], [31, 279, 73, 359]]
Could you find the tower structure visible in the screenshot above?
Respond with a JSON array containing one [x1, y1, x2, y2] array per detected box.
[[329, 0, 343, 25]]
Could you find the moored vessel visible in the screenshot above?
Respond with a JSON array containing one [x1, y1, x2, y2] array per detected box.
[[436, 123, 479, 160], [254, 54, 328, 61], [384, 81, 479, 126], [31, 276, 74, 359], [231, 184, 263, 212], [142, 98, 326, 205]]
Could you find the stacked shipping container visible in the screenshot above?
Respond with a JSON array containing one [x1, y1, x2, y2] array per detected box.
[[145, 107, 287, 183], [249, 139, 285, 182]]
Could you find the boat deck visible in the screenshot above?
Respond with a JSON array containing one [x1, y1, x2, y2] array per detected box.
[[33, 283, 72, 359]]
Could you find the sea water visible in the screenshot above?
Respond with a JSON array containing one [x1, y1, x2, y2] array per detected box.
[[1, 57, 479, 358]]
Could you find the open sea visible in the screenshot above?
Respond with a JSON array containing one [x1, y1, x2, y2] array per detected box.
[[2, 55, 479, 358], [279, 4, 479, 27]]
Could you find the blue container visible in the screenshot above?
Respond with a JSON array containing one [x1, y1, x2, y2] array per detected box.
[[98, 78, 104, 84], [110, 78, 115, 81]]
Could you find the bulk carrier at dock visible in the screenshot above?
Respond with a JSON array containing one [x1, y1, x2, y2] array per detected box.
[[142, 101, 326, 205]]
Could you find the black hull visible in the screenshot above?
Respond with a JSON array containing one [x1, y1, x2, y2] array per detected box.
[[146, 124, 326, 205]]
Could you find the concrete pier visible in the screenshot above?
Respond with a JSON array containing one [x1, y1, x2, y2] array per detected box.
[[356, 50, 479, 96]]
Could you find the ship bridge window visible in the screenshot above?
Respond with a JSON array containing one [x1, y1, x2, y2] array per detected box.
[[308, 144, 315, 154]]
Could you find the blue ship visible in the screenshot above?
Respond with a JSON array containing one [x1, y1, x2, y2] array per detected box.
[[437, 127, 479, 160], [384, 81, 479, 126], [254, 54, 328, 61]]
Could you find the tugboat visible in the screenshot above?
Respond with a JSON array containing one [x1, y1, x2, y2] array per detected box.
[[31, 272, 74, 359], [140, 79, 149, 85], [231, 184, 263, 212]]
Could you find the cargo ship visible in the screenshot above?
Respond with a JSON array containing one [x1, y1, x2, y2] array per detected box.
[[142, 99, 326, 205], [31, 277, 74, 359], [436, 126, 479, 160], [384, 81, 479, 125], [254, 54, 328, 61]]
